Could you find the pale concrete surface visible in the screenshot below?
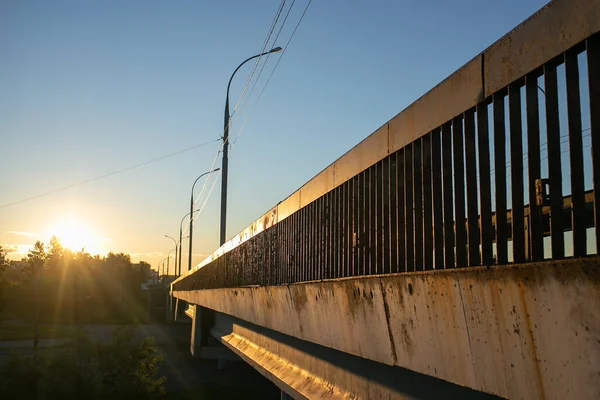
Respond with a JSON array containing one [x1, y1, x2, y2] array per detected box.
[[175, 258, 600, 400], [213, 312, 500, 400]]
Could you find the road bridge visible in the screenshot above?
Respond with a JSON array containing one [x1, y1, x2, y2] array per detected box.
[[172, 0, 600, 398]]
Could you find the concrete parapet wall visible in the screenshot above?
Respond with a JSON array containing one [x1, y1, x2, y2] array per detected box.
[[172, 0, 600, 280], [174, 258, 600, 399]]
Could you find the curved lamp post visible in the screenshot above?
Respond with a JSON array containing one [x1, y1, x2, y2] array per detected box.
[[159, 258, 167, 277], [220, 47, 283, 245], [177, 212, 195, 276], [188, 168, 220, 274], [167, 248, 176, 276], [165, 235, 177, 275], [178, 208, 204, 276], [178, 214, 188, 277], [160, 256, 170, 276]]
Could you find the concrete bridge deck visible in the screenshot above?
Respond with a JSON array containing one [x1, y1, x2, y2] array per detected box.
[[175, 258, 600, 399], [172, 0, 600, 398]]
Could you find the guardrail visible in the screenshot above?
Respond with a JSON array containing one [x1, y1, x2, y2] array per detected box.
[[174, 0, 600, 291]]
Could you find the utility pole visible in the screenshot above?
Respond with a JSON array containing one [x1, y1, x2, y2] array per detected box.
[[165, 235, 178, 275], [220, 47, 282, 246], [178, 222, 183, 276], [220, 98, 231, 246], [189, 169, 219, 272]]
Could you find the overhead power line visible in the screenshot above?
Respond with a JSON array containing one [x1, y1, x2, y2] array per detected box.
[[230, 0, 296, 134], [229, 0, 287, 121], [231, 0, 313, 147], [0, 138, 221, 210], [187, 0, 290, 233], [185, 0, 313, 240]]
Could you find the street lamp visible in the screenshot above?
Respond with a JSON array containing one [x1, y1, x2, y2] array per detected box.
[[159, 258, 165, 277], [178, 214, 188, 277], [167, 248, 177, 276], [178, 212, 196, 276], [178, 208, 202, 276], [220, 47, 283, 245], [189, 168, 220, 274], [165, 235, 177, 275], [161, 256, 169, 276]]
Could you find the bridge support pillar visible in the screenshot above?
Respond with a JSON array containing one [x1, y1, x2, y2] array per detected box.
[[190, 305, 217, 356], [190, 305, 206, 356], [174, 298, 185, 322], [165, 293, 174, 323], [189, 305, 240, 362]]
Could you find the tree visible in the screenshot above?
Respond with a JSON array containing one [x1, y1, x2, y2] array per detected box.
[[3, 239, 151, 324], [0, 245, 7, 267], [0, 246, 9, 312], [47, 236, 64, 261], [46, 236, 64, 275], [26, 241, 46, 281], [138, 261, 152, 282], [94, 326, 165, 398], [0, 326, 166, 399], [26, 241, 46, 358]]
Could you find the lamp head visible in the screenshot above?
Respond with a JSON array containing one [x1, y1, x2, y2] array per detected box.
[[269, 47, 283, 53]]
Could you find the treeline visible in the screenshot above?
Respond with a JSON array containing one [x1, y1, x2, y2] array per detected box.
[[1, 238, 152, 324]]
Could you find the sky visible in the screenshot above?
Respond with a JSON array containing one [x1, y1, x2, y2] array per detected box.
[[1, 0, 551, 271]]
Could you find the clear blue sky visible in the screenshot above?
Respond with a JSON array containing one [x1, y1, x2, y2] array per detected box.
[[0, 0, 550, 270]]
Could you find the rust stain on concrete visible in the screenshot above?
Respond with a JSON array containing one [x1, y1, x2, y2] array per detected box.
[[516, 284, 546, 400], [380, 282, 398, 364], [175, 257, 600, 400]]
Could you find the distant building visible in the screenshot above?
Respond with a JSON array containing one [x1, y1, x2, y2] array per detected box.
[[137, 263, 159, 290]]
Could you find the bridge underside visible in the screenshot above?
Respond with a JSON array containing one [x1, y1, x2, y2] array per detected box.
[[174, 258, 600, 399], [206, 310, 498, 399]]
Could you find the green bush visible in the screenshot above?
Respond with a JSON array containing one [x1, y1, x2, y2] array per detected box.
[[0, 326, 166, 399]]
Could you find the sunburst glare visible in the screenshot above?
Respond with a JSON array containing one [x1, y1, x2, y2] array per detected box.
[[47, 218, 106, 255]]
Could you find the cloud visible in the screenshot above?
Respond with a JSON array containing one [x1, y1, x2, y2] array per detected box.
[[129, 252, 164, 258], [5, 231, 38, 237], [1, 243, 34, 255]]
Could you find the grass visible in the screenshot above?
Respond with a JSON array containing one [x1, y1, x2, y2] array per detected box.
[[0, 322, 76, 341]]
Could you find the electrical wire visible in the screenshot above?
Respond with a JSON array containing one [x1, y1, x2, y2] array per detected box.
[[0, 138, 221, 210], [181, 170, 222, 241], [231, 0, 313, 147], [0, 0, 289, 214], [196, 169, 222, 218], [186, 0, 312, 244], [492, 143, 593, 180], [189, 0, 287, 224], [488, 130, 591, 174], [229, 0, 287, 121], [184, 0, 313, 245], [228, 0, 297, 139], [186, 0, 292, 236]]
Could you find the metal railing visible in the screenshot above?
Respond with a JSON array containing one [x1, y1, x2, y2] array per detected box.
[[174, 0, 600, 291]]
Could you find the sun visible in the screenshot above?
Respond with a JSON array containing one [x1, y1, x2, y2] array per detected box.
[[47, 219, 105, 255]]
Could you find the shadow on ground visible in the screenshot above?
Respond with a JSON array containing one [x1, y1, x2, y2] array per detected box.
[[151, 323, 279, 399]]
